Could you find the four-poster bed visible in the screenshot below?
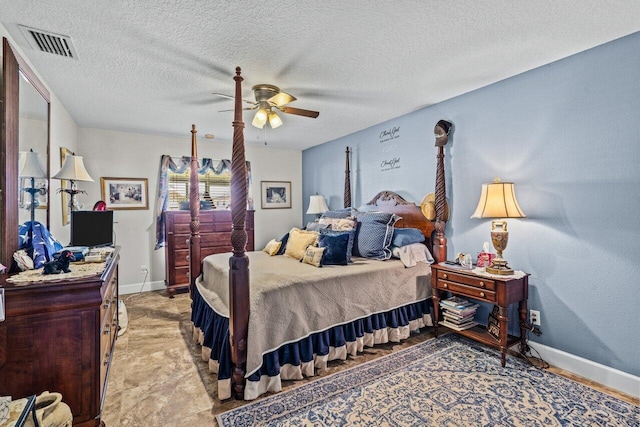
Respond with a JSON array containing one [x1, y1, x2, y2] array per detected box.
[[188, 67, 449, 400]]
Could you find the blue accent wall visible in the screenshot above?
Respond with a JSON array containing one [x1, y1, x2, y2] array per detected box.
[[302, 32, 640, 377]]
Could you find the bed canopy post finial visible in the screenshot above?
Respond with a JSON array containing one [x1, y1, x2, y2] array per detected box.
[[229, 66, 250, 400], [344, 146, 352, 208], [189, 124, 201, 298], [433, 120, 451, 263]]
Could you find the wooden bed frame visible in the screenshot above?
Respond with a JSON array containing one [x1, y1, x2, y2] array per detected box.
[[188, 67, 449, 399]]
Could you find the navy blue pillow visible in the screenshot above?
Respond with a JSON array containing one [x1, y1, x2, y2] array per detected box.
[[275, 232, 289, 255], [392, 228, 425, 247], [318, 232, 350, 266], [320, 228, 356, 263]]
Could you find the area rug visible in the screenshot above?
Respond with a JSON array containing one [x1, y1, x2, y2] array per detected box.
[[217, 334, 639, 426]]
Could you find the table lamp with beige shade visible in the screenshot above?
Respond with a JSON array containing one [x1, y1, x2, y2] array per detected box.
[[471, 178, 526, 275]]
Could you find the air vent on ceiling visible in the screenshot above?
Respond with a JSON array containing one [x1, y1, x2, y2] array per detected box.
[[19, 25, 78, 60]]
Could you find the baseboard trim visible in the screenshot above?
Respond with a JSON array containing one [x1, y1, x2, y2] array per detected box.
[[528, 341, 639, 398], [119, 280, 166, 295]]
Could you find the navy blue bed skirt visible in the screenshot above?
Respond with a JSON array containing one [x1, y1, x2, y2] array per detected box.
[[191, 287, 433, 399]]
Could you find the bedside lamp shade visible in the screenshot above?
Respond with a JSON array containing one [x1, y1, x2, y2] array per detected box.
[[307, 195, 329, 219], [53, 155, 94, 212], [471, 178, 525, 275], [52, 155, 94, 182], [19, 150, 47, 179]]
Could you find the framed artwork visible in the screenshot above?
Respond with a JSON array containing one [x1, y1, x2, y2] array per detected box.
[[261, 181, 291, 209], [101, 177, 149, 210], [60, 147, 73, 225]]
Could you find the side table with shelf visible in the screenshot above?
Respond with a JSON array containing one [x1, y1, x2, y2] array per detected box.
[[431, 262, 529, 366]]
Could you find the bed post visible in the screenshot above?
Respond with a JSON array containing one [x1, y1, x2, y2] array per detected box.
[[344, 146, 351, 208], [189, 124, 201, 297], [229, 66, 250, 399], [433, 120, 451, 263]]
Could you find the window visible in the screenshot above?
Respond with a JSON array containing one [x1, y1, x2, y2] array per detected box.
[[168, 168, 231, 210]]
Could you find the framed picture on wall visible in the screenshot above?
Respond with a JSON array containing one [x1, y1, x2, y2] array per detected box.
[[261, 181, 291, 209], [101, 177, 149, 210], [59, 147, 73, 225]]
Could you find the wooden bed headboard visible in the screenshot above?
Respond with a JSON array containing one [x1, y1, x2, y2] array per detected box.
[[362, 190, 436, 249], [188, 67, 449, 400]]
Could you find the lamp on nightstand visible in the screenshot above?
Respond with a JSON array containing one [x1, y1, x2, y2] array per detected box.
[[471, 178, 526, 275], [306, 194, 329, 221]]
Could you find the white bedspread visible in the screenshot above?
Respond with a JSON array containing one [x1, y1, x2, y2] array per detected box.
[[195, 251, 432, 377]]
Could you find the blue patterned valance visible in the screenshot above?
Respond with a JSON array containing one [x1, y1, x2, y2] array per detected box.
[[154, 155, 251, 249]]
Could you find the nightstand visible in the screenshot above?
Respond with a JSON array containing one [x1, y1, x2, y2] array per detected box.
[[431, 263, 529, 366]]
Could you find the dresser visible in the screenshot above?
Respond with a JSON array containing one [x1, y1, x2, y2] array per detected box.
[[164, 210, 255, 297], [431, 262, 529, 367], [0, 247, 120, 427]]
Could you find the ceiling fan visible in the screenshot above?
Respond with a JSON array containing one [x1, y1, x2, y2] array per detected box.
[[213, 84, 319, 129]]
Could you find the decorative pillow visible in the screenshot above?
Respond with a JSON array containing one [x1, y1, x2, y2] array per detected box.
[[275, 232, 290, 255], [262, 239, 282, 256], [284, 228, 319, 260], [305, 221, 330, 232], [320, 228, 356, 263], [353, 211, 400, 260], [391, 243, 435, 267], [301, 246, 325, 267], [391, 227, 425, 247], [318, 231, 351, 266], [318, 216, 357, 231], [321, 208, 356, 219]]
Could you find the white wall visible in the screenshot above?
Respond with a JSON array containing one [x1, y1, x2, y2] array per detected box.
[[76, 128, 302, 292]]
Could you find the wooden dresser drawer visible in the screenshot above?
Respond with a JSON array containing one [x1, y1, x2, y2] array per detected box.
[[437, 270, 496, 291], [437, 279, 496, 302]]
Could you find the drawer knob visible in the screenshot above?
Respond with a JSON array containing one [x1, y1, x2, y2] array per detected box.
[[186, 255, 190, 261], [185, 238, 190, 244], [479, 281, 485, 288], [443, 273, 448, 279], [443, 283, 448, 289], [480, 292, 486, 298]]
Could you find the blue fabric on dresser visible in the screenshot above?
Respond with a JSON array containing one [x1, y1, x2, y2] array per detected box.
[[191, 287, 432, 395]]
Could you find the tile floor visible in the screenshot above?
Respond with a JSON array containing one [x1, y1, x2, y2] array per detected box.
[[101, 290, 638, 426]]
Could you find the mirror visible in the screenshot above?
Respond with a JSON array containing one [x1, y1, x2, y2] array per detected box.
[[1, 37, 51, 271]]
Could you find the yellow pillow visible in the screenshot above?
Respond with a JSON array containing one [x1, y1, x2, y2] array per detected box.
[[262, 239, 282, 256], [284, 228, 319, 260], [301, 246, 325, 267]]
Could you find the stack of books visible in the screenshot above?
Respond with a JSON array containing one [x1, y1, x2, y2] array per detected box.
[[439, 296, 479, 331]]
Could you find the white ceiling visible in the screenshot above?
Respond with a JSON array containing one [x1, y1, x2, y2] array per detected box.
[[2, 1, 640, 150]]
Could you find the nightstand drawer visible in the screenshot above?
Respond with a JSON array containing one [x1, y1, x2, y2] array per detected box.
[[437, 280, 496, 302], [437, 270, 496, 291]]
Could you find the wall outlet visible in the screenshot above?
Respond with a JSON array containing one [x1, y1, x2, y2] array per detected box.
[[530, 309, 541, 326], [140, 265, 148, 274]]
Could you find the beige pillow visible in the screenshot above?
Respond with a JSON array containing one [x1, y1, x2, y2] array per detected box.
[[284, 228, 319, 260], [319, 217, 356, 231], [301, 246, 325, 267], [262, 239, 282, 256]]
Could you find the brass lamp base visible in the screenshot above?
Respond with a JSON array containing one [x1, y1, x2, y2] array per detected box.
[[486, 257, 514, 275]]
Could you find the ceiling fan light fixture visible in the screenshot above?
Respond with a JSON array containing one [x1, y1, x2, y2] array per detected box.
[[268, 111, 283, 129], [252, 108, 268, 129]]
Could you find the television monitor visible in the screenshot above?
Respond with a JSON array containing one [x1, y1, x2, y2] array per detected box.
[[70, 210, 114, 247]]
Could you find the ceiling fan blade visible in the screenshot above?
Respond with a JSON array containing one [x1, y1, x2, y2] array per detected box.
[[279, 106, 320, 118], [269, 91, 297, 107], [218, 106, 257, 112], [212, 92, 257, 106]]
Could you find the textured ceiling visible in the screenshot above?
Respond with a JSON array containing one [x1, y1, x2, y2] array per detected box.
[[2, 1, 640, 150]]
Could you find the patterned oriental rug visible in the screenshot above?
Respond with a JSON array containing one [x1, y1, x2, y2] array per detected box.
[[217, 334, 639, 426]]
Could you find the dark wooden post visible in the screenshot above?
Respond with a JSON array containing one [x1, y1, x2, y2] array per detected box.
[[189, 124, 201, 297], [229, 66, 250, 399], [433, 121, 451, 263], [344, 146, 351, 208]]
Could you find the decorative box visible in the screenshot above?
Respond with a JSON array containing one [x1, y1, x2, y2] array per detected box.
[[476, 252, 495, 267]]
